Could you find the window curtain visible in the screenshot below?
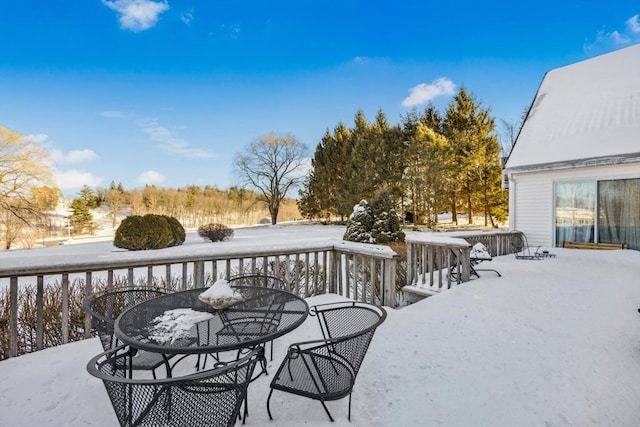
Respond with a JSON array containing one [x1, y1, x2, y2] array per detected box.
[[555, 182, 595, 246], [598, 178, 640, 250]]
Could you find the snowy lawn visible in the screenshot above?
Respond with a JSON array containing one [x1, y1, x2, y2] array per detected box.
[[1, 248, 639, 426]]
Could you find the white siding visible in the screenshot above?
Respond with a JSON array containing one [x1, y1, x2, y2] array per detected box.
[[509, 162, 640, 248], [511, 174, 554, 247]]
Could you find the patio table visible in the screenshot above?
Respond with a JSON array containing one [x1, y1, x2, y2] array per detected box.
[[114, 285, 309, 376]]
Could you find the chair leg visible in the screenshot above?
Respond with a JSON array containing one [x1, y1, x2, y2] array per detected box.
[[267, 389, 275, 420], [348, 393, 352, 421], [320, 400, 334, 422]]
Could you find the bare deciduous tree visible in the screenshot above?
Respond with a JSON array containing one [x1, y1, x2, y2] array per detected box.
[[0, 126, 53, 248], [234, 134, 308, 225]]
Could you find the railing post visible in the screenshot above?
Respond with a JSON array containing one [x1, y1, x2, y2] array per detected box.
[[194, 260, 205, 287], [406, 242, 414, 286], [383, 257, 397, 307], [329, 250, 337, 294], [461, 246, 471, 282]]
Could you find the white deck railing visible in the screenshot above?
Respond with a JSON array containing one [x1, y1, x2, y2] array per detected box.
[[0, 239, 398, 358], [1, 230, 519, 359], [402, 230, 520, 301]]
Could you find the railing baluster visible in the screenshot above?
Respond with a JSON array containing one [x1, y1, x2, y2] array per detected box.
[[84, 272, 92, 339], [36, 275, 44, 351], [9, 277, 18, 357], [62, 273, 69, 344], [182, 263, 188, 290]]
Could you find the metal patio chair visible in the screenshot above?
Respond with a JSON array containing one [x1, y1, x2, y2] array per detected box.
[[267, 301, 386, 422], [510, 231, 549, 260], [87, 344, 262, 427], [449, 243, 501, 280], [227, 274, 288, 361], [83, 287, 172, 378]]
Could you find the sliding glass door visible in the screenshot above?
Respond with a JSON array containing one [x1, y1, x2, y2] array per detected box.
[[598, 178, 640, 250], [555, 178, 640, 250]]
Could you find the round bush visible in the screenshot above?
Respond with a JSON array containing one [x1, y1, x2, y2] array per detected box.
[[163, 215, 186, 247], [114, 214, 182, 251], [198, 223, 234, 242]]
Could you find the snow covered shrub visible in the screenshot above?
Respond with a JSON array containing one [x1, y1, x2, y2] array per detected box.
[[371, 192, 405, 244], [114, 214, 182, 250], [343, 200, 375, 243], [343, 194, 405, 244], [198, 223, 234, 242]]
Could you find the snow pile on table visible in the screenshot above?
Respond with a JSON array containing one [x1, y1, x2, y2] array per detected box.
[[198, 278, 244, 309], [149, 308, 213, 344]]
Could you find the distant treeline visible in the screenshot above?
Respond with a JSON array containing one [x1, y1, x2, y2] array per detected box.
[[69, 183, 302, 235], [298, 87, 509, 227]]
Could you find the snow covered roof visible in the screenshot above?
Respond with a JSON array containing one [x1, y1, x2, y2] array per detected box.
[[504, 44, 640, 172]]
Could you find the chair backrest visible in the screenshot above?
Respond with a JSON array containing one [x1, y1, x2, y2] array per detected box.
[[510, 232, 525, 253], [312, 302, 386, 377], [510, 231, 540, 258], [83, 288, 169, 351], [228, 274, 288, 291], [87, 345, 263, 427]]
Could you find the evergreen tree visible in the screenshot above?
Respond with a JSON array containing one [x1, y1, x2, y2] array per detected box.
[[298, 123, 353, 221], [370, 192, 405, 244], [443, 87, 495, 225], [78, 185, 99, 209], [405, 124, 452, 226], [69, 198, 94, 235], [421, 103, 443, 134], [343, 200, 374, 243], [343, 111, 375, 204]]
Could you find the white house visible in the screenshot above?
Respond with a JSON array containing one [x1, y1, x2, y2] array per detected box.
[[503, 44, 640, 250]]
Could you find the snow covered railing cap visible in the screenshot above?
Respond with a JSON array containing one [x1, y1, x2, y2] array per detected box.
[[405, 234, 471, 248], [331, 239, 399, 258]]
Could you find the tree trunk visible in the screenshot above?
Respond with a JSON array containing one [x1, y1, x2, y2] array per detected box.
[[270, 204, 279, 225]]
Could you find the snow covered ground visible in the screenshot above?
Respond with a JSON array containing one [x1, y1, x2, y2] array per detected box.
[[1, 226, 639, 426]]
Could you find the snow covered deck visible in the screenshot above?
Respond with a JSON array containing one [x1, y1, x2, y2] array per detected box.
[[1, 249, 639, 426]]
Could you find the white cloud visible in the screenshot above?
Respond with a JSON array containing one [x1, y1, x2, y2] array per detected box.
[[137, 170, 166, 185], [25, 133, 49, 144], [626, 14, 640, 33], [584, 14, 640, 53], [138, 118, 214, 159], [102, 0, 169, 32], [401, 77, 456, 107], [99, 110, 126, 118], [50, 149, 99, 163], [181, 9, 194, 25], [609, 30, 630, 45], [55, 170, 104, 190]]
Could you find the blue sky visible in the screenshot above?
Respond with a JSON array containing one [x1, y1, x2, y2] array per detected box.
[[1, 1, 639, 197]]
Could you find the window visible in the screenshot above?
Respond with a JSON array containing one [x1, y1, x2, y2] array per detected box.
[[555, 178, 640, 250]]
